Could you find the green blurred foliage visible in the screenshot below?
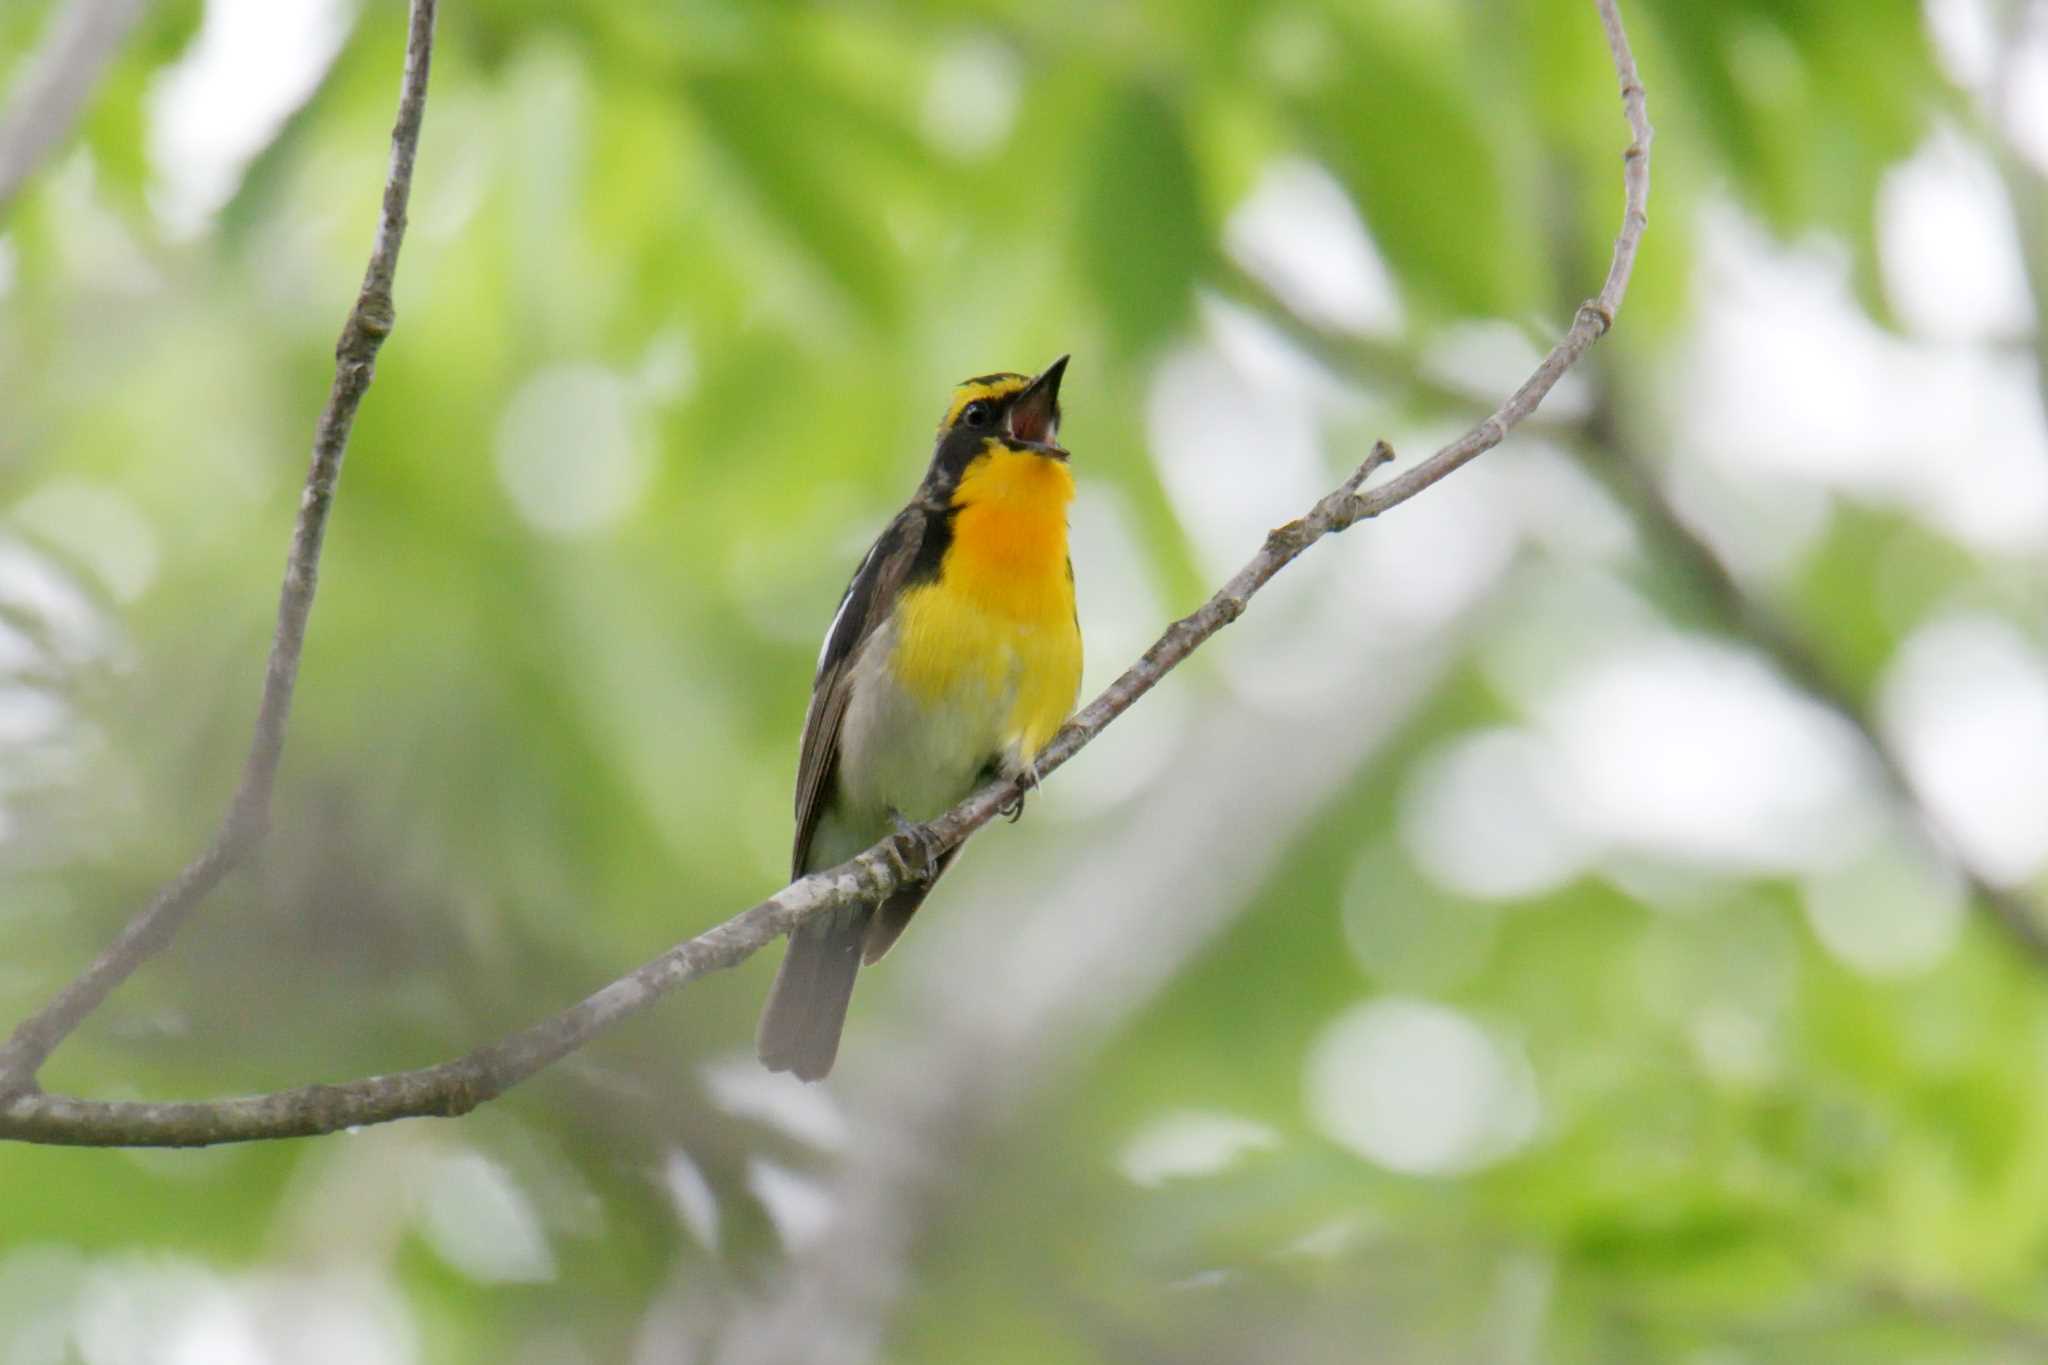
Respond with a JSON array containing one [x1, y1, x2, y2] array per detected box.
[[3, 0, 2046, 1361]]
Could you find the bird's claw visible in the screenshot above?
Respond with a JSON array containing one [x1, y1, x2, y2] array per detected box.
[[888, 810, 944, 881], [1000, 762, 1043, 823]]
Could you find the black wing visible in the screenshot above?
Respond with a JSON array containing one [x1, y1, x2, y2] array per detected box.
[[791, 504, 930, 878]]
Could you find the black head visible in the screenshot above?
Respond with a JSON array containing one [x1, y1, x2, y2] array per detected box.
[[922, 355, 1069, 495]]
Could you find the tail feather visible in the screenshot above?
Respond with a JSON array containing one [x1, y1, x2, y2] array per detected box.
[[757, 903, 869, 1082], [861, 848, 957, 965]]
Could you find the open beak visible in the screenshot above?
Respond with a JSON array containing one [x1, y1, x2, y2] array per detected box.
[[1006, 354, 1068, 454]]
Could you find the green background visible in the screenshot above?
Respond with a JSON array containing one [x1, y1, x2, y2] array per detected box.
[[5, 0, 2048, 1360]]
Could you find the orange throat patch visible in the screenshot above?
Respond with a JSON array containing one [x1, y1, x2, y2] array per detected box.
[[887, 441, 1082, 765], [943, 444, 1076, 620]]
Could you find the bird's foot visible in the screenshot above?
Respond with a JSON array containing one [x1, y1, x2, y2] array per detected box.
[[888, 810, 944, 881], [999, 762, 1043, 823]]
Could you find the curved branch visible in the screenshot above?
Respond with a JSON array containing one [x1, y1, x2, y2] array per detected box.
[[0, 0, 1650, 1148], [0, 0, 440, 1093], [0, 0, 150, 219], [709, 627, 1472, 1365], [714, 9, 1651, 1355]]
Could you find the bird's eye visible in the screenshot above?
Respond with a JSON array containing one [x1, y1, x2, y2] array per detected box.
[[961, 401, 993, 429]]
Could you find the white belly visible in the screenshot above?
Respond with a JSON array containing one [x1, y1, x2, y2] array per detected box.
[[833, 618, 1012, 824]]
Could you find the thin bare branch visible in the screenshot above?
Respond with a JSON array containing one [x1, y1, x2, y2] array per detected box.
[[715, 8, 1652, 1352], [1214, 266, 1578, 439], [0, 0, 149, 218], [0, 856, 893, 1145], [1336, 0, 1649, 526], [1247, 10, 2046, 964], [0, 0, 440, 1094], [0, 0, 1649, 1148], [710, 625, 1471, 1365]]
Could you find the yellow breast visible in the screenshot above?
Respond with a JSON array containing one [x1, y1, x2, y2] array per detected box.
[[891, 444, 1082, 763]]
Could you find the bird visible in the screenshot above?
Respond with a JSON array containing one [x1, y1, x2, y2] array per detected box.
[[757, 356, 1082, 1081]]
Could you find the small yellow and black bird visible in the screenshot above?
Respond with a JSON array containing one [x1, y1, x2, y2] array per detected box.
[[758, 357, 1082, 1081]]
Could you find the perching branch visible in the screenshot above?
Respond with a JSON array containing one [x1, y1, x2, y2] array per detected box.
[[0, 0, 1650, 1148], [0, 0, 151, 219], [709, 624, 1475, 1365], [0, 0, 440, 1094], [1309, 343, 2048, 963]]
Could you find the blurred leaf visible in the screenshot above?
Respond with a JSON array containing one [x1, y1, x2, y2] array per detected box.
[[73, 0, 207, 210], [1297, 25, 1540, 320], [686, 65, 923, 327], [1075, 84, 1209, 358]]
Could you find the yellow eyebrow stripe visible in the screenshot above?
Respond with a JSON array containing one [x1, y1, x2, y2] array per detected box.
[[941, 375, 1030, 431]]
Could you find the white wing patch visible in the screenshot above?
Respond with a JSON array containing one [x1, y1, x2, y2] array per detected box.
[[815, 540, 877, 675]]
